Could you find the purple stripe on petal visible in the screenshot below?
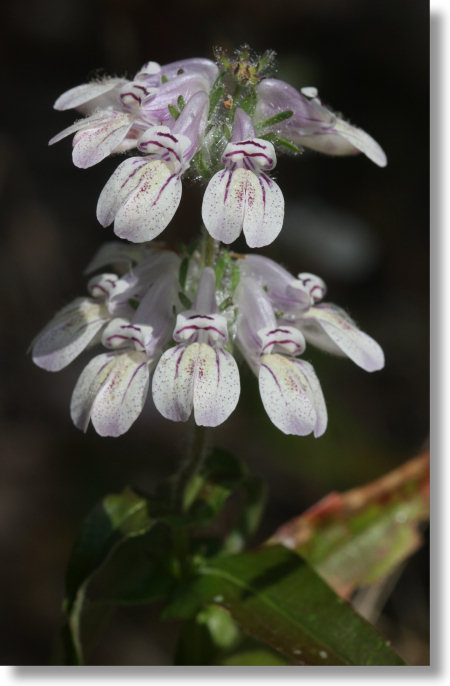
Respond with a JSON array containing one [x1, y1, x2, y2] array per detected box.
[[121, 361, 147, 406], [260, 361, 282, 391]]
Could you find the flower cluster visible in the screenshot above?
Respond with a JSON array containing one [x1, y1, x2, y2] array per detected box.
[[34, 48, 387, 439], [31, 243, 383, 438], [50, 52, 386, 248]]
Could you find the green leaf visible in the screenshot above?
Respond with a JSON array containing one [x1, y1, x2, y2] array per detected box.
[[86, 523, 174, 605], [224, 475, 267, 554], [209, 85, 225, 118], [239, 89, 258, 117], [65, 487, 153, 608], [163, 545, 405, 665], [255, 110, 293, 130], [178, 291, 192, 309], [193, 149, 210, 179], [230, 262, 241, 293], [174, 604, 241, 665], [62, 487, 156, 663], [178, 256, 189, 290], [184, 448, 247, 526], [259, 132, 302, 154], [168, 104, 180, 120], [270, 452, 430, 598], [214, 254, 227, 287], [177, 94, 186, 111]]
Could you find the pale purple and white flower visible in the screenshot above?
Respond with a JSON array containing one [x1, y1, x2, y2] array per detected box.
[[201, 108, 284, 248], [254, 78, 387, 167], [30, 272, 134, 372], [152, 267, 240, 427], [49, 58, 218, 169], [96, 91, 209, 242], [235, 276, 327, 437], [242, 254, 385, 372], [70, 266, 180, 437]]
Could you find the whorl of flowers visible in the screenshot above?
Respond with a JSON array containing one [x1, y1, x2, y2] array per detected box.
[[33, 47, 386, 437]]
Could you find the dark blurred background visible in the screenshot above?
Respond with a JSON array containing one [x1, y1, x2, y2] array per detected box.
[[0, 0, 429, 666]]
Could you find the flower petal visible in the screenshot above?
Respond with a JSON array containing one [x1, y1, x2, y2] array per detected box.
[[159, 58, 219, 86], [152, 344, 195, 422], [31, 298, 109, 371], [332, 119, 387, 167], [192, 345, 240, 427], [298, 119, 387, 167], [202, 168, 284, 247], [201, 169, 244, 244], [231, 108, 256, 141], [152, 342, 240, 426], [96, 156, 150, 227], [242, 254, 311, 312], [140, 72, 211, 124], [303, 305, 385, 371], [97, 157, 182, 242], [113, 162, 182, 242], [70, 351, 150, 436], [71, 112, 134, 168], [53, 79, 124, 111], [292, 359, 327, 437], [258, 353, 317, 436], [84, 241, 150, 274], [242, 172, 284, 248]]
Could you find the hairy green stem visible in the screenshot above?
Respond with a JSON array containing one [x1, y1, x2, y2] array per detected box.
[[203, 228, 217, 268]]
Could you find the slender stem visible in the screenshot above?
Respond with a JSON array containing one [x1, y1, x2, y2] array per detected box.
[[171, 422, 208, 578], [203, 227, 217, 268], [173, 422, 208, 514]]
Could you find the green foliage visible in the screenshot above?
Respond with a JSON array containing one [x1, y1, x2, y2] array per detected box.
[[163, 545, 405, 666], [168, 103, 180, 120], [259, 131, 302, 154], [178, 256, 189, 291], [178, 291, 192, 309], [62, 487, 157, 664], [256, 109, 294, 129], [239, 89, 258, 117], [57, 451, 421, 665]]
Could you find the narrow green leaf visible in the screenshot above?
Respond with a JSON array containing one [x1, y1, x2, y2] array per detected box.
[[209, 85, 225, 117], [168, 104, 180, 120], [179, 257, 189, 290], [239, 89, 258, 117], [163, 545, 405, 666], [178, 291, 192, 309], [230, 262, 241, 293], [214, 254, 227, 287], [259, 132, 302, 154], [256, 110, 293, 129], [219, 296, 233, 312], [177, 94, 186, 111], [193, 149, 210, 179]]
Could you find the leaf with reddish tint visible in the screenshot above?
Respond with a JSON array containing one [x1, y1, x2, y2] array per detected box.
[[269, 452, 429, 598]]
